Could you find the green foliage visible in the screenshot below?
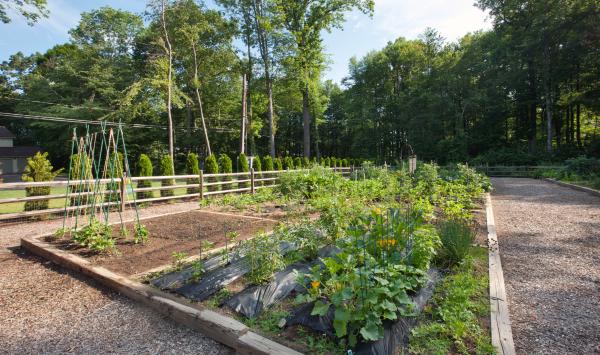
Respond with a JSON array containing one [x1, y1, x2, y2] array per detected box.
[[238, 153, 249, 188], [436, 219, 475, 267], [186, 152, 200, 194], [253, 156, 262, 186], [72, 218, 115, 252], [136, 154, 153, 200], [294, 157, 303, 169], [240, 233, 285, 285], [283, 156, 294, 170], [171, 251, 188, 270], [262, 155, 273, 171], [22, 152, 62, 211], [160, 155, 175, 197], [219, 153, 234, 189], [410, 249, 494, 354], [273, 157, 283, 171], [204, 154, 219, 192], [134, 223, 149, 244]]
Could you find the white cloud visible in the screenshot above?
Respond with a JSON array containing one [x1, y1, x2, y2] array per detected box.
[[371, 0, 490, 42]]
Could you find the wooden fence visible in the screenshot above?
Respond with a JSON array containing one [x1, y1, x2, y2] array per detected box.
[[0, 167, 352, 222], [473, 165, 564, 177]]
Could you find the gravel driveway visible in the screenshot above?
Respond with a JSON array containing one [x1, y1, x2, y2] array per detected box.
[[0, 201, 232, 354], [491, 178, 600, 354]]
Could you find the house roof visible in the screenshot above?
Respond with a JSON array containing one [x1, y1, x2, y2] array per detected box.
[[0, 126, 15, 139], [0, 146, 42, 158]]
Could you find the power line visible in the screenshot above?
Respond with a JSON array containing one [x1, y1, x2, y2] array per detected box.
[[0, 96, 115, 112], [0, 112, 238, 133]]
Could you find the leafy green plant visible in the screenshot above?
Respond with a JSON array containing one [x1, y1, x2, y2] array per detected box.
[[241, 233, 285, 285], [72, 218, 115, 252], [190, 260, 205, 282], [219, 153, 233, 189], [274, 157, 283, 171], [204, 153, 219, 192], [410, 249, 494, 354], [136, 154, 153, 200], [160, 155, 175, 197], [53, 227, 71, 239], [171, 251, 188, 270], [238, 153, 249, 188], [283, 156, 294, 170], [134, 223, 149, 244], [185, 152, 200, 194], [22, 152, 63, 211], [253, 155, 262, 187], [294, 157, 303, 169]]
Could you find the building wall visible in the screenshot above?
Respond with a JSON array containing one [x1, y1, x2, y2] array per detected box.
[[0, 138, 14, 147], [0, 158, 12, 174]]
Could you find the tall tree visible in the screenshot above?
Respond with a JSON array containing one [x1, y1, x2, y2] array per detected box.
[[276, 0, 374, 157]]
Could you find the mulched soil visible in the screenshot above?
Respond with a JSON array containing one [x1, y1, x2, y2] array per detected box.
[[0, 249, 231, 354], [491, 178, 600, 354], [51, 210, 277, 276]]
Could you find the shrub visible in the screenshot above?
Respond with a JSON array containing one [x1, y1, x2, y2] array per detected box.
[[283, 156, 294, 170], [323, 157, 331, 167], [186, 153, 200, 194], [238, 153, 249, 188], [219, 154, 233, 189], [204, 154, 219, 192], [262, 155, 274, 186], [252, 155, 262, 187], [294, 157, 303, 169], [22, 152, 62, 211], [136, 154, 153, 200], [436, 219, 475, 267], [310, 157, 318, 166], [274, 157, 283, 171], [565, 156, 600, 176], [160, 155, 175, 197]]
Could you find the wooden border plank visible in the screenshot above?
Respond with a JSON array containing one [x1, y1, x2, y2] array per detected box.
[[542, 178, 600, 197], [20, 235, 303, 354], [486, 193, 516, 355]]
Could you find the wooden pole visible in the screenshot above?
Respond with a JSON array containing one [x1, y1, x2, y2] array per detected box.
[[199, 170, 204, 201], [250, 168, 255, 194], [120, 173, 127, 212]]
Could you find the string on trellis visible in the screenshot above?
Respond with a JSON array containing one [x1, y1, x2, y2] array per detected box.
[[61, 122, 141, 233]]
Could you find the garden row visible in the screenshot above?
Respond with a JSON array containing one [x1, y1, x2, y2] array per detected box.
[[129, 163, 494, 354]]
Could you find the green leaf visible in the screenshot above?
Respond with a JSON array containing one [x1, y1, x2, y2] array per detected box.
[[311, 300, 330, 316], [360, 321, 383, 341]]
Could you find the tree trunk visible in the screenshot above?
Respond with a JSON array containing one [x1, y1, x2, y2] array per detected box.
[[545, 92, 553, 153], [302, 86, 311, 158], [240, 74, 247, 155], [267, 80, 275, 158], [161, 0, 174, 171], [191, 42, 211, 157], [576, 103, 581, 147]]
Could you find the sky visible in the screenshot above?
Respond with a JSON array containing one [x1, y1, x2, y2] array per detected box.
[[0, 0, 491, 84]]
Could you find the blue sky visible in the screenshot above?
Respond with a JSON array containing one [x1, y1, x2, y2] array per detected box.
[[0, 0, 490, 84]]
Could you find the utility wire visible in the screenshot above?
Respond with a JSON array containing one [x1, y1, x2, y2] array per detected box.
[[0, 112, 238, 133]]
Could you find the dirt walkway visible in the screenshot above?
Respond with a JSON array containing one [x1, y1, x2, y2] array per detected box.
[[0, 201, 231, 354], [491, 178, 600, 354]]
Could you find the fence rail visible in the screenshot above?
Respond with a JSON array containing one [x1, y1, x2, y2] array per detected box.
[[473, 165, 564, 177], [0, 167, 352, 222]]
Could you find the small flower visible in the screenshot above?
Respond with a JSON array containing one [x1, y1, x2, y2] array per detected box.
[[373, 207, 382, 215], [311, 281, 320, 289]]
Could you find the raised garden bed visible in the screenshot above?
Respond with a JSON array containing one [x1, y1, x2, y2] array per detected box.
[[48, 210, 277, 275]]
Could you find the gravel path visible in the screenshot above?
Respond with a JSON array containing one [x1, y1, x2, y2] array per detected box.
[[491, 178, 600, 354], [0, 201, 232, 354]]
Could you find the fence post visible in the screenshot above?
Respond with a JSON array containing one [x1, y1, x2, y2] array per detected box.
[[120, 173, 127, 212], [250, 168, 255, 194], [199, 170, 204, 201]]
